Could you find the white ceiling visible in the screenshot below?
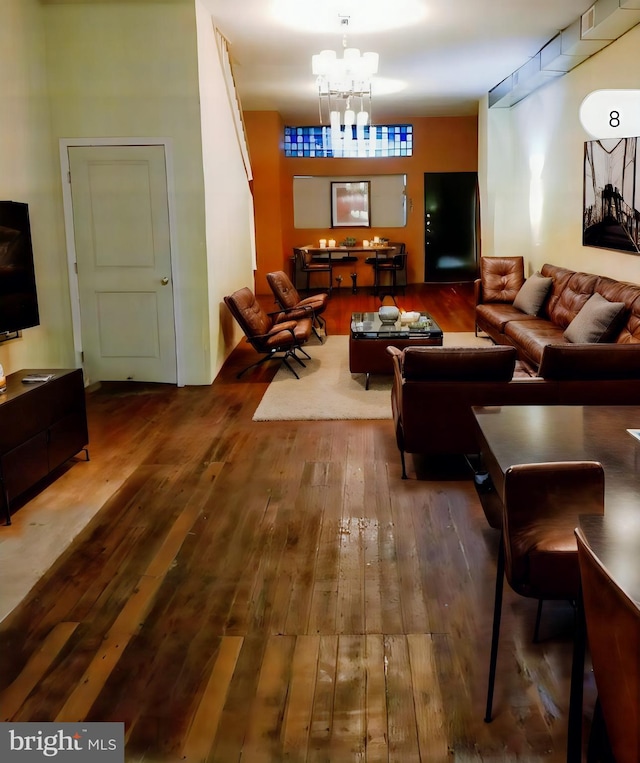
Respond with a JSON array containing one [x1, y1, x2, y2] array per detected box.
[[204, 0, 595, 123]]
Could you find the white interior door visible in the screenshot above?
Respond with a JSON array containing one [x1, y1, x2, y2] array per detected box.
[[68, 144, 177, 384]]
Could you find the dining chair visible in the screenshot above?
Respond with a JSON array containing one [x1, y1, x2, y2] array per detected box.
[[224, 287, 313, 379], [484, 460, 605, 723], [293, 247, 333, 294], [575, 527, 640, 763], [265, 270, 328, 341], [365, 243, 406, 296]]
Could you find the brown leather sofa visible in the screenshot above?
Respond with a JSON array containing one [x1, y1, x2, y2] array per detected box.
[[476, 257, 640, 370], [388, 258, 640, 473]]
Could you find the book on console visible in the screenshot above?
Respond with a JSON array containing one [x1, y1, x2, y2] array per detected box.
[[22, 373, 55, 384]]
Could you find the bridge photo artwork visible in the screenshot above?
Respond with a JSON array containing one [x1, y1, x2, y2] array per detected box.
[[583, 136, 640, 254]]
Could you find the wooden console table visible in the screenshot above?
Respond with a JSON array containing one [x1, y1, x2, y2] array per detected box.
[[0, 368, 89, 525]]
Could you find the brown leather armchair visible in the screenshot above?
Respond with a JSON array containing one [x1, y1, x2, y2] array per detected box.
[[576, 527, 640, 763], [224, 287, 313, 379], [388, 344, 551, 478], [484, 461, 605, 723], [266, 270, 328, 341]]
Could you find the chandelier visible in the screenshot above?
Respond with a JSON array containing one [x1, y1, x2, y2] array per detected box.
[[312, 17, 379, 131]]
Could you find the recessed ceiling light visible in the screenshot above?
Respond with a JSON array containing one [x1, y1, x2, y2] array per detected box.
[[271, 0, 427, 34]]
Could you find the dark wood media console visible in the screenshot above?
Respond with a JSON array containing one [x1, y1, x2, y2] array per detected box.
[[0, 368, 89, 525]]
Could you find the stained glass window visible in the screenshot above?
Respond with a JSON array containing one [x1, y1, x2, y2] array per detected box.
[[283, 124, 413, 158]]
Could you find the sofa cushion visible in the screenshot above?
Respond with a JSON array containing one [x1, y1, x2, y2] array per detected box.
[[541, 265, 598, 327], [563, 292, 626, 343], [513, 272, 553, 316], [539, 343, 640, 380], [401, 346, 516, 382], [481, 256, 525, 303], [504, 318, 568, 367], [476, 303, 538, 334], [595, 275, 640, 342]]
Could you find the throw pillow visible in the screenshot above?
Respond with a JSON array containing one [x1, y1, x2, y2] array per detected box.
[[563, 292, 626, 343], [512, 272, 553, 316]]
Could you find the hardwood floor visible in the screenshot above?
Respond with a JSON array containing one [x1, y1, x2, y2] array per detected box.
[[0, 284, 593, 761]]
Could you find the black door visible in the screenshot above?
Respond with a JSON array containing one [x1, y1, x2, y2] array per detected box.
[[424, 172, 479, 282]]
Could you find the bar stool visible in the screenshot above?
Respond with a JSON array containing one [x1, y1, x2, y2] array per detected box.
[[365, 243, 406, 296], [293, 247, 332, 294]]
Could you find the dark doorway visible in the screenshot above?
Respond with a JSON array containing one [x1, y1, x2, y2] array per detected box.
[[424, 172, 479, 282]]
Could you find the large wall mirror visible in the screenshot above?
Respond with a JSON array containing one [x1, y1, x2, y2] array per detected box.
[[294, 175, 406, 229]]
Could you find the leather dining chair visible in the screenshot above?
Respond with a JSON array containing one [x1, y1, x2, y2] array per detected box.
[[224, 287, 313, 379], [485, 460, 605, 723], [293, 247, 333, 295], [266, 270, 328, 341], [575, 527, 640, 763]]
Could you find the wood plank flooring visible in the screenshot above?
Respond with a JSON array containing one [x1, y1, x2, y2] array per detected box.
[[0, 284, 593, 761]]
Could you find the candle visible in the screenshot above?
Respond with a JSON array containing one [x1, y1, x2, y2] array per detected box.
[[319, 239, 327, 248], [363, 240, 370, 247], [328, 239, 336, 247], [373, 236, 380, 244]]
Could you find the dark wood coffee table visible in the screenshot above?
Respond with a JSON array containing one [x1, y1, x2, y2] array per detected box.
[[349, 311, 443, 389]]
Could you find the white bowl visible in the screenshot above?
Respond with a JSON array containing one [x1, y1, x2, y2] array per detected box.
[[400, 311, 420, 325]]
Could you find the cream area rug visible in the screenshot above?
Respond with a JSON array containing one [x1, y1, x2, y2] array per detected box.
[[252, 332, 492, 422]]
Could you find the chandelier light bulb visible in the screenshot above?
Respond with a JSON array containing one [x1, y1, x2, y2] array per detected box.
[[312, 26, 379, 145]]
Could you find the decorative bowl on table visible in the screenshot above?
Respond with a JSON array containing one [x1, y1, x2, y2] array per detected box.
[[399, 311, 420, 325], [378, 305, 400, 324], [409, 315, 432, 329]]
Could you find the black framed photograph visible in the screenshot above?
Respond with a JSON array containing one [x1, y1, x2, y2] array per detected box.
[[583, 137, 640, 253], [331, 181, 371, 228]]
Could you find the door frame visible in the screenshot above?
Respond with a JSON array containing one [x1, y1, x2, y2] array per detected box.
[[59, 137, 184, 386]]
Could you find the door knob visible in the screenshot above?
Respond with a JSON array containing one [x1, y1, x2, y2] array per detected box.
[[161, 276, 169, 286]]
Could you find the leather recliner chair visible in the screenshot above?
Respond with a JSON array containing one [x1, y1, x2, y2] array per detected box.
[[224, 287, 313, 379], [266, 270, 329, 341]]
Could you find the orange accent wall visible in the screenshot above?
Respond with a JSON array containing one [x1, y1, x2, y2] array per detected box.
[[245, 111, 478, 294]]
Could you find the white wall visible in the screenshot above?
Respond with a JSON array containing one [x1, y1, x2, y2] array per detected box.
[[36, 0, 256, 384], [0, 0, 74, 373], [481, 23, 640, 282], [194, 0, 256, 375], [43, 2, 214, 385]]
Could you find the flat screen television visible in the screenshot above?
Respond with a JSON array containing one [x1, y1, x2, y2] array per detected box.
[[0, 201, 40, 335]]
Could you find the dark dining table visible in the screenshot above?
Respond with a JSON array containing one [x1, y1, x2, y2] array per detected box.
[[472, 404, 640, 762]]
